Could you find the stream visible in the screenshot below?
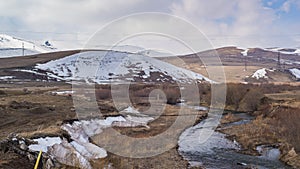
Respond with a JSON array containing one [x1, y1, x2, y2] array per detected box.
[[178, 106, 291, 169]]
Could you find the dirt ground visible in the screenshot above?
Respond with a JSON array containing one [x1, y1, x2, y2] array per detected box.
[[0, 81, 206, 169]]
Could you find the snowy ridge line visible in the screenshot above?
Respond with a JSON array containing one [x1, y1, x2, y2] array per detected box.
[[264, 47, 300, 55], [0, 34, 56, 58]]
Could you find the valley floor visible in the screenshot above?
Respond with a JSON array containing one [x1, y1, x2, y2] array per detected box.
[[0, 81, 300, 169], [0, 81, 203, 169]]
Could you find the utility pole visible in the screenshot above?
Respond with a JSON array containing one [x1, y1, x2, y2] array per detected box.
[[277, 51, 281, 70], [22, 42, 24, 56], [244, 56, 247, 71]]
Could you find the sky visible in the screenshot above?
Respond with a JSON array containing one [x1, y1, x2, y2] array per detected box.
[[0, 0, 299, 53]]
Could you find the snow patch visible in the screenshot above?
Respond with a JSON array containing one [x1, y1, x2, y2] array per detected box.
[[0, 76, 15, 80], [28, 137, 62, 152], [0, 34, 56, 58], [251, 68, 273, 79], [30, 108, 154, 168], [241, 48, 249, 56], [52, 91, 74, 96], [120, 106, 141, 115], [265, 47, 300, 55], [48, 139, 93, 169], [289, 68, 300, 79]]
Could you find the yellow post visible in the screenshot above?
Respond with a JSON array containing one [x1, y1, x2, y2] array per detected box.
[[34, 150, 42, 169]]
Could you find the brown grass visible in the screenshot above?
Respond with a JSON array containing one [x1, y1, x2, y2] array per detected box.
[[272, 107, 300, 152]]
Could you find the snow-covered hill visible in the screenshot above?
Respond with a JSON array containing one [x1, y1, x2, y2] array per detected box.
[[96, 45, 173, 57], [137, 49, 172, 57], [0, 34, 56, 58], [35, 51, 211, 84], [264, 47, 300, 55]]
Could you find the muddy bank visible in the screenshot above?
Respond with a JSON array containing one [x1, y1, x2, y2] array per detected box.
[[220, 105, 300, 168]]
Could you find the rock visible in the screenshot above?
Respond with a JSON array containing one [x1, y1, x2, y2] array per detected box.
[[70, 107, 76, 112], [46, 158, 55, 169], [20, 143, 28, 151], [237, 162, 247, 166], [27, 153, 35, 162]]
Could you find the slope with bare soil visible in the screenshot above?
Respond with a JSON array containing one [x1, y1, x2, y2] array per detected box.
[[220, 84, 300, 168]]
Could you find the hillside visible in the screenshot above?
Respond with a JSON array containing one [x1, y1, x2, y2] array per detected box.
[[0, 34, 56, 58], [34, 51, 211, 84], [158, 46, 300, 83]]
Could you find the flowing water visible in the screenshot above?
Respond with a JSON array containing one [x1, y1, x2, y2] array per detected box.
[[178, 107, 290, 169]]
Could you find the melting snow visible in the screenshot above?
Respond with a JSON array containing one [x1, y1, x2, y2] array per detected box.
[[0, 76, 14, 80], [35, 51, 212, 83], [241, 48, 249, 56], [251, 68, 273, 79], [52, 91, 74, 96], [29, 107, 154, 168], [289, 68, 300, 79], [28, 137, 62, 152], [70, 141, 107, 159], [120, 106, 141, 114], [0, 34, 56, 58], [48, 139, 93, 169]]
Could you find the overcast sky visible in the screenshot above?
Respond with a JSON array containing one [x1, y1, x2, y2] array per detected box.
[[0, 0, 300, 52]]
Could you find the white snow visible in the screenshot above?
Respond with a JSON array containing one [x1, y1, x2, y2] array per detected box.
[[289, 68, 300, 79], [0, 34, 56, 58], [56, 112, 153, 167], [28, 137, 62, 152], [95, 45, 173, 57], [120, 106, 141, 114], [42, 116, 127, 168], [70, 141, 107, 159], [52, 91, 74, 96], [35, 51, 212, 84], [256, 145, 281, 160], [48, 139, 93, 169], [62, 112, 153, 142], [241, 48, 249, 56], [137, 49, 173, 57], [97, 45, 145, 53], [29, 108, 154, 168], [265, 47, 300, 55], [0, 76, 14, 80], [61, 116, 128, 143], [251, 68, 270, 79]]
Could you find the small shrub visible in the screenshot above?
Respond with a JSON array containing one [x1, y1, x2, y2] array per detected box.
[[95, 89, 111, 100]]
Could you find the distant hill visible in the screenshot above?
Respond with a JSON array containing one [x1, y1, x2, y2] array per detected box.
[[0, 34, 57, 58]]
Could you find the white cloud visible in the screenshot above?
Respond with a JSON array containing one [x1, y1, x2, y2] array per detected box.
[[281, 0, 293, 12], [280, 0, 300, 12], [0, 0, 299, 50], [170, 0, 279, 48]]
